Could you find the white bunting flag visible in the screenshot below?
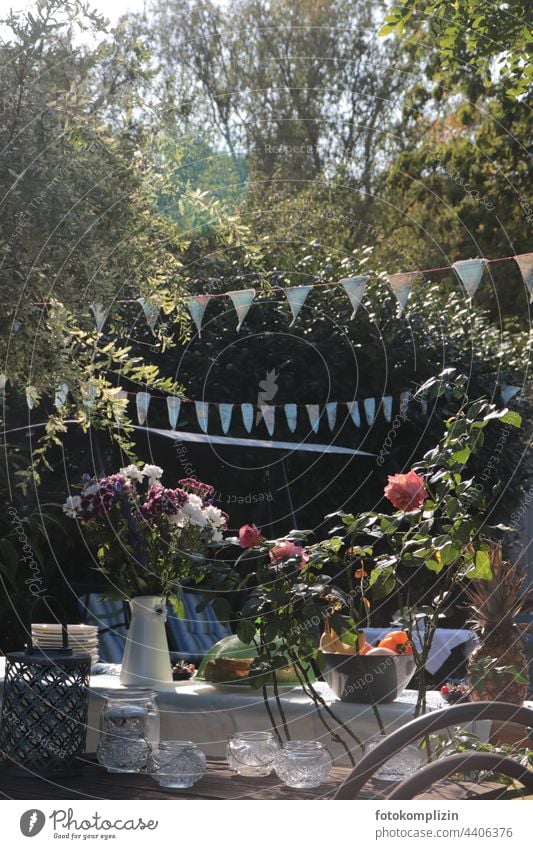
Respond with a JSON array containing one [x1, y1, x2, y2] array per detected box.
[[167, 396, 181, 429], [195, 401, 209, 433], [364, 397, 376, 426], [346, 401, 360, 427], [452, 258, 486, 299], [228, 289, 255, 332], [284, 404, 298, 433], [386, 272, 421, 315], [25, 386, 37, 410], [306, 404, 320, 433], [284, 286, 312, 326], [54, 383, 69, 409], [241, 404, 254, 433], [90, 302, 107, 332], [326, 402, 337, 430], [259, 404, 275, 436], [187, 295, 212, 337], [137, 297, 159, 335], [341, 276, 369, 319], [0, 374, 7, 393], [81, 383, 98, 409], [514, 253, 533, 302], [500, 384, 521, 405], [136, 392, 151, 425], [382, 396, 393, 423], [218, 403, 233, 434]]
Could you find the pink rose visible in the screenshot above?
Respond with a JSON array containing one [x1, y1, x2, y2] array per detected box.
[[239, 523, 262, 548], [384, 470, 427, 512], [269, 540, 309, 570]]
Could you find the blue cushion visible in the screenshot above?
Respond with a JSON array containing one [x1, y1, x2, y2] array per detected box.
[[166, 593, 232, 658]]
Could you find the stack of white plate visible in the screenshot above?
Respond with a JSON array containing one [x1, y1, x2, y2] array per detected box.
[[31, 624, 100, 665]]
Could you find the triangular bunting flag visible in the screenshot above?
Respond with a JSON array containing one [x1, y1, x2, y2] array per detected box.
[[500, 384, 521, 405], [167, 396, 181, 429], [259, 405, 275, 436], [386, 272, 421, 315], [513, 253, 533, 302], [284, 286, 312, 326], [284, 404, 298, 433], [137, 297, 159, 335], [452, 259, 486, 299], [346, 401, 360, 427], [326, 402, 337, 430], [228, 289, 255, 332], [241, 403, 254, 433], [195, 401, 209, 433], [364, 397, 375, 426], [187, 295, 212, 337], [136, 392, 151, 425], [382, 396, 393, 423], [0, 374, 7, 393], [54, 383, 69, 409], [218, 403, 233, 434], [340, 276, 369, 319], [306, 404, 320, 434], [90, 302, 107, 332], [81, 383, 98, 409], [25, 386, 37, 410]]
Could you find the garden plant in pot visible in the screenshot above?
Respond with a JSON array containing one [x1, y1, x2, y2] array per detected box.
[[63, 467, 228, 685]]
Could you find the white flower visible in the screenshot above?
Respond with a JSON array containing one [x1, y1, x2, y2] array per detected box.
[[203, 504, 226, 529], [141, 464, 164, 485], [180, 494, 208, 527], [62, 495, 82, 518], [120, 464, 144, 482]]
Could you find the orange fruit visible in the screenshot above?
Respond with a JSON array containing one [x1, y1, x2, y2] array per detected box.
[[378, 630, 413, 655]]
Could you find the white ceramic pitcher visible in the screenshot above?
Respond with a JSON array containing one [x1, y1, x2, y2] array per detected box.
[[120, 596, 173, 686]]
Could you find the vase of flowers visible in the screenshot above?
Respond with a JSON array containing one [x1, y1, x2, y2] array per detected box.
[[63, 466, 228, 686]]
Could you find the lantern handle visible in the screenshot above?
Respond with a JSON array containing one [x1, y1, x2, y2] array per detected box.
[[27, 594, 70, 652]]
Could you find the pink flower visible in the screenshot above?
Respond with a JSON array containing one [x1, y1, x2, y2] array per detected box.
[[239, 523, 262, 548], [384, 470, 427, 512], [269, 540, 309, 570]]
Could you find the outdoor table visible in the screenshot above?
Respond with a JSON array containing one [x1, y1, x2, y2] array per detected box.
[[0, 755, 517, 801], [0, 659, 491, 767]]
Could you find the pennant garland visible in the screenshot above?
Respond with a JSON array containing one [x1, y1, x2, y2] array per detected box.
[[136, 392, 151, 425], [363, 397, 376, 426], [340, 276, 369, 319], [284, 403, 298, 433], [0, 374, 7, 393], [452, 259, 486, 299], [137, 297, 159, 336], [382, 395, 393, 423], [259, 405, 276, 436], [228, 289, 255, 332], [513, 253, 533, 302], [187, 295, 211, 337], [386, 272, 422, 315], [90, 302, 107, 332], [218, 403, 233, 434], [284, 286, 312, 326], [306, 404, 320, 433], [326, 401, 337, 430], [54, 383, 69, 409], [166, 396, 181, 429], [195, 401, 209, 433], [346, 401, 361, 428]]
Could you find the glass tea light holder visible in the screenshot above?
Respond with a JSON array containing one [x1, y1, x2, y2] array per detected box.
[[96, 695, 152, 773], [274, 740, 333, 788], [150, 741, 206, 789], [226, 731, 280, 777]]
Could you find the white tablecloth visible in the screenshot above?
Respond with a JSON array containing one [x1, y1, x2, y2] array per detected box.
[[0, 659, 491, 767], [363, 627, 478, 676]]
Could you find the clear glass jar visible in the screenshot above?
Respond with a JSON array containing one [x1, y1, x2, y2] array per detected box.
[[110, 689, 160, 746], [96, 696, 152, 773], [226, 731, 280, 777], [274, 740, 333, 788], [150, 741, 206, 789], [364, 736, 424, 781]]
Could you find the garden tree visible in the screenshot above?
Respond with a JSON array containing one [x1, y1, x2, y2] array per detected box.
[[127, 0, 413, 190], [380, 0, 533, 98], [373, 76, 533, 321]]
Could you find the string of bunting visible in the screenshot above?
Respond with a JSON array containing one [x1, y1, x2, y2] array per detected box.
[[88, 252, 533, 336]]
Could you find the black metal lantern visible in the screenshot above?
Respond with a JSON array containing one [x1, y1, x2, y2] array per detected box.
[[0, 600, 91, 777]]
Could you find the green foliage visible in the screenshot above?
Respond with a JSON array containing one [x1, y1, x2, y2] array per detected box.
[[380, 1, 533, 97]]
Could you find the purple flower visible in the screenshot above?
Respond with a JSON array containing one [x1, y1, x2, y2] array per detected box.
[[178, 477, 214, 501], [140, 485, 188, 520]]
